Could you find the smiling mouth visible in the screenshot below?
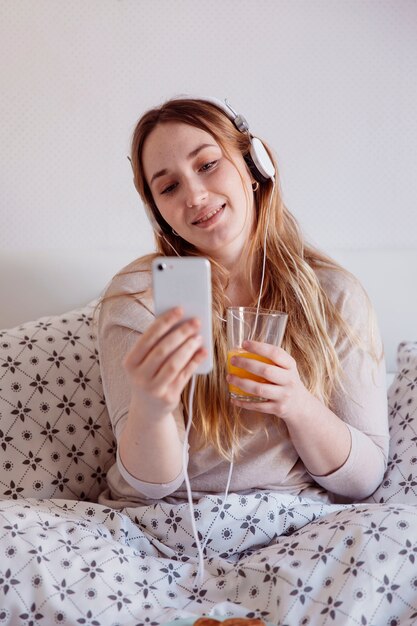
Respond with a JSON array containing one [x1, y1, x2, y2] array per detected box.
[[192, 203, 226, 225]]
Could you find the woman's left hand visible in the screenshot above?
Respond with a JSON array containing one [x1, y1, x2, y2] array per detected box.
[[227, 339, 313, 422]]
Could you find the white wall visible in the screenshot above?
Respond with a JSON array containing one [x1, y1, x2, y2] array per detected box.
[[1, 0, 416, 336], [1, 0, 416, 251]]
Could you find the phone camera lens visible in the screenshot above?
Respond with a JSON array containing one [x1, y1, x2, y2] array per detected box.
[[157, 263, 166, 271]]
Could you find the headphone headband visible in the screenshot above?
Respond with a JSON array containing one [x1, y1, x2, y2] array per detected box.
[[198, 97, 250, 134]]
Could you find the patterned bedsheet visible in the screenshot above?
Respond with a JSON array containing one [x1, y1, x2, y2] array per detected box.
[[2, 307, 417, 625], [1, 492, 417, 625]]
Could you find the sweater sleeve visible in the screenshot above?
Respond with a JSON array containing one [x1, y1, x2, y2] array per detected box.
[[308, 270, 389, 501], [116, 442, 188, 499], [97, 259, 187, 501]]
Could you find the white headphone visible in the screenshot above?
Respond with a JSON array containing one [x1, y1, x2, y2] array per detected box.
[[206, 97, 275, 181], [141, 97, 275, 235]]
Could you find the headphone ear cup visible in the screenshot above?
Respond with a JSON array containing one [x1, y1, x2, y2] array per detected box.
[[244, 154, 266, 183], [202, 98, 275, 180], [249, 137, 275, 181]]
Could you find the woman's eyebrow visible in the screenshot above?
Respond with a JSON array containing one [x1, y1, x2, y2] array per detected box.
[[187, 142, 217, 159], [150, 143, 218, 185]]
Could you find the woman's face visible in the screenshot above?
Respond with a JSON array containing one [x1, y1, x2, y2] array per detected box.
[[142, 122, 256, 268]]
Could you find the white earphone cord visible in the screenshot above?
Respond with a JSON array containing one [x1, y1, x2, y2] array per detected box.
[[252, 178, 275, 331], [182, 180, 274, 588], [182, 374, 234, 588]]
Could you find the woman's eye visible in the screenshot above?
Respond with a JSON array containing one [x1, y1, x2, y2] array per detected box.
[[161, 183, 177, 195], [200, 160, 218, 172]]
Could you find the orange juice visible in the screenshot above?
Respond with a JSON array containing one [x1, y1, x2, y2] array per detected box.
[[227, 349, 274, 399]]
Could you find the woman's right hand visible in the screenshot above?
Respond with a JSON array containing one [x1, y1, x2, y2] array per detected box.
[[123, 307, 207, 419]]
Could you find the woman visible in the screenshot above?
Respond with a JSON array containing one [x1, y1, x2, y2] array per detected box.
[[97, 97, 388, 510]]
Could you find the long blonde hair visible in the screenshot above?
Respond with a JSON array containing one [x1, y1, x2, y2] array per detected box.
[[109, 97, 379, 460]]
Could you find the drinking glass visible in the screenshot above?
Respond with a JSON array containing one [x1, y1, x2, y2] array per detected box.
[[227, 306, 288, 402]]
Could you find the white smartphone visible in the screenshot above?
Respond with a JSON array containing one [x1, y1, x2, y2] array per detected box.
[[152, 256, 213, 375]]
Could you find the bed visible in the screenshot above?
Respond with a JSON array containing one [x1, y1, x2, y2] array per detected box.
[[0, 247, 416, 625]]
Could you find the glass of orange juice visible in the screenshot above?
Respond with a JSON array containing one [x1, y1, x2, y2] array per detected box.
[[227, 307, 288, 402]]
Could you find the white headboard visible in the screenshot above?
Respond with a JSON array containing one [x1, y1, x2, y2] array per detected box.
[[1, 247, 415, 375]]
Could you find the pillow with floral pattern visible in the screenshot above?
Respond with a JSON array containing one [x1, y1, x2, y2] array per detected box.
[[0, 302, 116, 502], [365, 341, 417, 504]]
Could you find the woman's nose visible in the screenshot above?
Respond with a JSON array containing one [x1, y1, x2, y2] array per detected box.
[[184, 178, 208, 208]]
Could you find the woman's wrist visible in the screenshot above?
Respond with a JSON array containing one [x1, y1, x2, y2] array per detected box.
[[127, 391, 174, 429], [277, 384, 317, 426]]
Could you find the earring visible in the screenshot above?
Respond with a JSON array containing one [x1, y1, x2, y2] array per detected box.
[[171, 228, 180, 237], [252, 181, 259, 192]]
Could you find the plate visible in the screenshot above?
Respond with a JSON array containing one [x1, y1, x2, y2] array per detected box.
[[163, 615, 275, 626]]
